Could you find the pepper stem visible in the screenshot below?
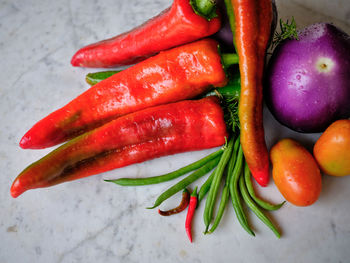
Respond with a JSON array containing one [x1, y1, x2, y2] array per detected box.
[[191, 186, 198, 197], [190, 0, 218, 20], [221, 53, 239, 68]]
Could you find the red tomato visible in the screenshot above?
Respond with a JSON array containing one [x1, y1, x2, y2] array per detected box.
[[270, 138, 322, 207], [314, 119, 350, 177]]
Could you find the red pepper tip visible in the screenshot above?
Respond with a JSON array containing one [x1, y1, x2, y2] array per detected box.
[[10, 178, 23, 198], [19, 135, 31, 149], [70, 51, 83, 67], [251, 169, 270, 187], [186, 229, 193, 243], [19, 133, 46, 149], [71, 49, 91, 67]]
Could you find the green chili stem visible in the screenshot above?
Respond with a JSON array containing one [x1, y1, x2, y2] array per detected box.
[[239, 174, 281, 238], [221, 53, 239, 68], [190, 0, 218, 20], [86, 71, 121, 85], [106, 148, 223, 186], [205, 71, 241, 100], [244, 163, 285, 211], [229, 143, 255, 236], [147, 156, 220, 209], [203, 137, 234, 233]]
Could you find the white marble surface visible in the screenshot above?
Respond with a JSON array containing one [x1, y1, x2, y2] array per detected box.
[[1, 0, 350, 262]]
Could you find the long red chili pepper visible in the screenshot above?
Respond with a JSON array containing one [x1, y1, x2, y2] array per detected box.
[[185, 186, 198, 243], [231, 0, 273, 186], [158, 189, 190, 216], [71, 0, 221, 68], [20, 39, 228, 149], [11, 97, 228, 198]]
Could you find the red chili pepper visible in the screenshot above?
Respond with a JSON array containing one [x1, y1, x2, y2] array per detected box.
[[185, 186, 198, 243], [20, 39, 228, 149], [158, 189, 190, 216], [11, 97, 228, 198], [71, 0, 221, 68], [231, 0, 273, 186]]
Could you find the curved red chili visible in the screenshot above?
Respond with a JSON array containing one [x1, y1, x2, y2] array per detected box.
[[11, 97, 228, 198], [20, 39, 228, 149], [71, 0, 221, 68], [158, 189, 190, 216]]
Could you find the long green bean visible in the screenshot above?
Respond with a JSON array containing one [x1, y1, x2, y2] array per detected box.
[[203, 138, 234, 233], [147, 156, 220, 209], [207, 183, 229, 234], [239, 174, 281, 238], [244, 163, 285, 211], [206, 136, 239, 233], [106, 149, 223, 186], [198, 168, 216, 204], [229, 145, 255, 236]]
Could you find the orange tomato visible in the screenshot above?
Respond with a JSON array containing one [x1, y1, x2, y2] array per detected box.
[[314, 119, 350, 177], [270, 138, 322, 207]]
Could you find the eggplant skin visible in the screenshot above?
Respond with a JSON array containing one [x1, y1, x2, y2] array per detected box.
[[265, 23, 350, 133]]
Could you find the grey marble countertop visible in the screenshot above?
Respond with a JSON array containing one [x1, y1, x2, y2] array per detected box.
[[1, 1, 350, 262]]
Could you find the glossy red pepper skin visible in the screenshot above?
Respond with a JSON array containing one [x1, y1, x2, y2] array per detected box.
[[232, 0, 273, 186], [20, 39, 227, 149], [185, 187, 198, 243], [71, 0, 221, 68], [11, 97, 228, 198]]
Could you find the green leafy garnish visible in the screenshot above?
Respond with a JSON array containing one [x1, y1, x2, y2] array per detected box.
[[222, 94, 239, 133], [272, 17, 299, 48]]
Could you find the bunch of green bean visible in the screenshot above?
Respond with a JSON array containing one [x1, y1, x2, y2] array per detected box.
[[107, 134, 284, 238]]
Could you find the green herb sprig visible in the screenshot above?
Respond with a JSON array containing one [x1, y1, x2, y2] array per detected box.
[[272, 17, 299, 48]]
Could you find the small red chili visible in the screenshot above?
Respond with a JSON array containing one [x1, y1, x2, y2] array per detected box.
[[185, 186, 198, 243], [158, 189, 190, 216]]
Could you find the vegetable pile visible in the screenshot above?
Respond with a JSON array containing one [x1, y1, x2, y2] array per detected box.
[[11, 0, 350, 242]]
